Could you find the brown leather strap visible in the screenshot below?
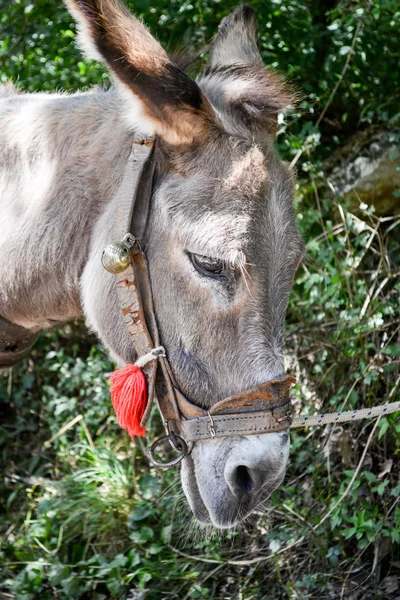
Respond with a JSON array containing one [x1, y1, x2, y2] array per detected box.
[[127, 139, 183, 426], [129, 139, 157, 241], [128, 250, 183, 426], [115, 262, 157, 426], [175, 375, 295, 418], [155, 359, 182, 424], [113, 138, 182, 427], [169, 375, 295, 441]]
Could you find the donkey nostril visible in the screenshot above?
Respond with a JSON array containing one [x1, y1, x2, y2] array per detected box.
[[235, 465, 254, 495]]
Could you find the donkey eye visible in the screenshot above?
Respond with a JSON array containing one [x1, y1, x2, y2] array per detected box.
[[190, 253, 226, 278]]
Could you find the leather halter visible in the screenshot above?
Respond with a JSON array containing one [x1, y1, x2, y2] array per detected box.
[[104, 137, 295, 466]]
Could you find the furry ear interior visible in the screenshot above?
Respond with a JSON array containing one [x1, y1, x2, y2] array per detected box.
[[65, 0, 215, 145], [197, 5, 294, 137]]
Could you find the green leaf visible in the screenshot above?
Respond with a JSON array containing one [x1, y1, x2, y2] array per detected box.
[[382, 344, 400, 356], [109, 554, 128, 569], [130, 525, 154, 544], [129, 505, 153, 522], [48, 565, 70, 587], [107, 580, 121, 595], [373, 480, 390, 496], [391, 529, 400, 544], [339, 46, 352, 56], [327, 21, 340, 30], [343, 527, 357, 539], [391, 486, 400, 497], [161, 525, 172, 544], [378, 418, 390, 440]]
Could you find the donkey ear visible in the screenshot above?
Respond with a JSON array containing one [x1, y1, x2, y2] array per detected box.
[[209, 4, 262, 68], [65, 0, 214, 145], [198, 5, 293, 136]]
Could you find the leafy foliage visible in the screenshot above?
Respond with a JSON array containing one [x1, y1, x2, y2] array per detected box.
[[0, 0, 399, 598]]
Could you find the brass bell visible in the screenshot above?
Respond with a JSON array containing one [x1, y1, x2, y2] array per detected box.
[[101, 234, 136, 274]]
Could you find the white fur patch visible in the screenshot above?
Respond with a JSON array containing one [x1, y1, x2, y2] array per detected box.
[[166, 204, 249, 268], [223, 145, 267, 193], [65, 0, 104, 62], [215, 75, 253, 99], [117, 83, 158, 135], [0, 101, 58, 229]]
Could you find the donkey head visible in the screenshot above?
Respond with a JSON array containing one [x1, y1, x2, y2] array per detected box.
[[68, 0, 304, 527]]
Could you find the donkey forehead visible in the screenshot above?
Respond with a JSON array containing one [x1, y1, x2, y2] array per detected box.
[[157, 144, 296, 263]]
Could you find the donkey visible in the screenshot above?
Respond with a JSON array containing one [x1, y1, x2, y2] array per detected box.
[[0, 0, 304, 527]]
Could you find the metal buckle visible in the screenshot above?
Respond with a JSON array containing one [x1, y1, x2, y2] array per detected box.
[[148, 432, 188, 468], [272, 403, 293, 427], [207, 411, 216, 439]]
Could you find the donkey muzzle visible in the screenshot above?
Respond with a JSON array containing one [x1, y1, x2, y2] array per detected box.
[[149, 374, 295, 468]]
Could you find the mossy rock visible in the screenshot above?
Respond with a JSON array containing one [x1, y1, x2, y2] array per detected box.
[[326, 129, 400, 215]]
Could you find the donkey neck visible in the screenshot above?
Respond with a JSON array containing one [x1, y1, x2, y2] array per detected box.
[[0, 87, 140, 330]]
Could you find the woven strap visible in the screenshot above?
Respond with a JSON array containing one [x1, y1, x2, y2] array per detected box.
[[291, 400, 400, 428]]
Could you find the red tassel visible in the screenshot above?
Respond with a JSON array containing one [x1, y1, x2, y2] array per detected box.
[[110, 364, 148, 438]]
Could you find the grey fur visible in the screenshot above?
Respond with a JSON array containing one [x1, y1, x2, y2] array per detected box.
[[0, 2, 304, 527]]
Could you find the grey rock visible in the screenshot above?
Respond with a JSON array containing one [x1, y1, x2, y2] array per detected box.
[[327, 130, 400, 215]]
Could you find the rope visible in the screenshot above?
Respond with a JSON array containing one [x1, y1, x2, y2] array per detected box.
[[290, 400, 400, 428], [134, 346, 165, 369]]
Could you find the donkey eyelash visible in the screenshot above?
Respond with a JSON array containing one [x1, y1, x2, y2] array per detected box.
[[188, 252, 227, 280], [187, 252, 238, 283]]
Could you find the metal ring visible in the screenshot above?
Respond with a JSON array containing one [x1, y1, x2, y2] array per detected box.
[[148, 434, 188, 468], [168, 430, 186, 453]]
